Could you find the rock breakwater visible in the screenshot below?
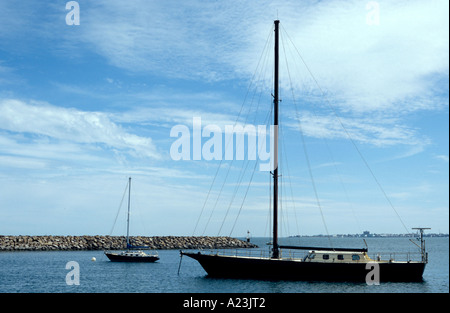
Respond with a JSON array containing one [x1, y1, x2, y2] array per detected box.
[[0, 235, 257, 251]]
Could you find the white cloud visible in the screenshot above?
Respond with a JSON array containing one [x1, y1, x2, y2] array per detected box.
[[61, 0, 448, 114], [275, 0, 449, 113], [114, 106, 238, 130], [435, 155, 449, 163], [0, 99, 160, 160], [0, 0, 447, 235], [1, 0, 447, 115], [0, 155, 47, 170], [286, 110, 430, 148]]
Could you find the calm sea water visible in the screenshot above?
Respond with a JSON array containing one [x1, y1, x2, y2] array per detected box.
[[0, 237, 448, 293]]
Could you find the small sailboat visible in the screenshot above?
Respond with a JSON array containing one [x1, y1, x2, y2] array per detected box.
[[181, 20, 428, 282], [105, 177, 159, 262]]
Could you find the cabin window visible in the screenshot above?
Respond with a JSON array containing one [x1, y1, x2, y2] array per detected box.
[[352, 254, 360, 261], [322, 254, 329, 260], [337, 254, 344, 260]]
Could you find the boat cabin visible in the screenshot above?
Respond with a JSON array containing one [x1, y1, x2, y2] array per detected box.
[[303, 250, 373, 263]]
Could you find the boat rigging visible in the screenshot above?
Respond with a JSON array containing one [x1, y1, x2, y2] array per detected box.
[[181, 20, 428, 281], [105, 177, 159, 263]]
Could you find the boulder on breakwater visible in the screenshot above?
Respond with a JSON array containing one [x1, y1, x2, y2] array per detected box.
[[0, 235, 257, 251]]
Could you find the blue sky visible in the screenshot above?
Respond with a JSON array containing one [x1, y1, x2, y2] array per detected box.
[[0, 0, 448, 237]]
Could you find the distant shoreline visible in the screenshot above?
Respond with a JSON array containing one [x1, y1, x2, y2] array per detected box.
[[0, 235, 257, 251], [289, 233, 449, 238], [1, 233, 447, 251]]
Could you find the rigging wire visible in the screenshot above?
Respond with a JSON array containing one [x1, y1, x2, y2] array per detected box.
[[264, 168, 272, 237], [278, 99, 290, 238], [281, 24, 411, 235], [264, 102, 275, 238], [196, 21, 410, 239], [108, 179, 129, 236], [193, 24, 274, 236], [280, 124, 301, 237], [223, 74, 274, 235], [228, 154, 260, 236], [228, 103, 273, 236], [208, 27, 274, 236], [277, 65, 300, 239], [280, 27, 333, 247], [218, 155, 252, 235], [280, 27, 362, 236]]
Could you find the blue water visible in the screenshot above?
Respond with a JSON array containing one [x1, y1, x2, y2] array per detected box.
[[0, 237, 448, 293]]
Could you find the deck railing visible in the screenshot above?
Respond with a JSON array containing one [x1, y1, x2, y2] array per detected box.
[[196, 247, 424, 262]]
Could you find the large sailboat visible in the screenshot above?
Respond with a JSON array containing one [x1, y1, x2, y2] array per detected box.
[[105, 177, 159, 262], [181, 20, 428, 282]]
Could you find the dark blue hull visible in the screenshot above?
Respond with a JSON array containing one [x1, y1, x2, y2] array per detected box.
[[105, 252, 159, 263]]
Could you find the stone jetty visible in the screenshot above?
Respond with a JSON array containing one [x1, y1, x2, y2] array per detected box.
[[0, 235, 257, 251]]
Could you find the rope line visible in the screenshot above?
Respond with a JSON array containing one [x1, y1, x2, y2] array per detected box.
[[109, 179, 129, 236], [281, 24, 410, 234]]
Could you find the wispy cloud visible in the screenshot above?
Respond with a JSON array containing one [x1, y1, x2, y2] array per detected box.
[[277, 0, 449, 114], [0, 99, 160, 160], [435, 155, 449, 163], [286, 110, 430, 149], [72, 1, 247, 81], [0, 0, 447, 235], [55, 0, 448, 114], [1, 0, 447, 115]]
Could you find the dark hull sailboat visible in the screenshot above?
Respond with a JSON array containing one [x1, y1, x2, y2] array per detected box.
[[181, 251, 426, 282], [105, 250, 159, 263], [104, 177, 159, 263], [181, 20, 428, 282]]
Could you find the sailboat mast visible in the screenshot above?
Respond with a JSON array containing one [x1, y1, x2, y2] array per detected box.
[[126, 177, 131, 248], [272, 20, 280, 259]]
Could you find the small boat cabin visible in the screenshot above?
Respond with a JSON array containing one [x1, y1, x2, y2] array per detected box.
[[303, 250, 373, 263]]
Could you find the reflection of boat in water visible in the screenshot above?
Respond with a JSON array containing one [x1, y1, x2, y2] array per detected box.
[[105, 177, 159, 263], [181, 20, 428, 282]]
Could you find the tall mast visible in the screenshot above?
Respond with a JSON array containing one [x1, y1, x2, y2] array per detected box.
[[126, 177, 131, 248], [272, 20, 280, 259]]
